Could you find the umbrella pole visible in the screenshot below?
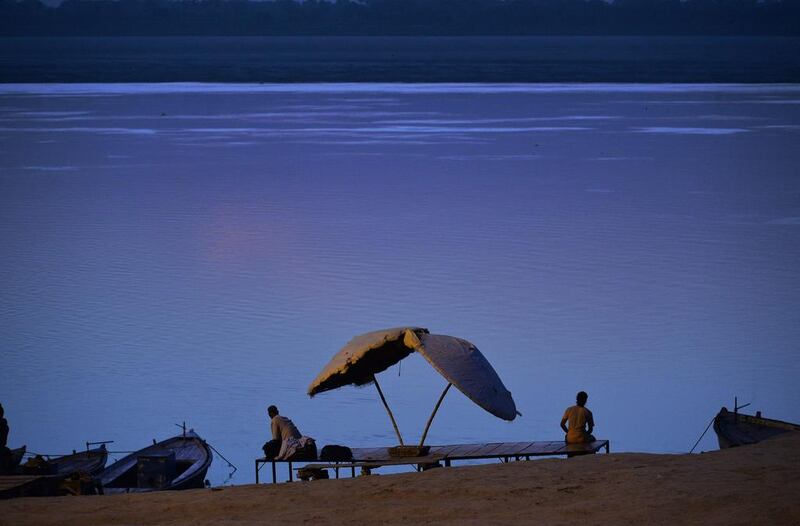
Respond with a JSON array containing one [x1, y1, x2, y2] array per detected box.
[[373, 375, 404, 446], [419, 382, 452, 447]]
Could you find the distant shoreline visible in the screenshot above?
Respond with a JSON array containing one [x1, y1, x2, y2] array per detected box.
[[2, 34, 800, 38], [2, 35, 799, 84], [3, 82, 800, 93]]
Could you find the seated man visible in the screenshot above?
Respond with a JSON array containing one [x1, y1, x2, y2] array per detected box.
[[264, 405, 316, 461], [560, 391, 596, 444], [0, 403, 11, 474]]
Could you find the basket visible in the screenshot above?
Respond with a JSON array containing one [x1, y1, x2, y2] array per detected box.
[[388, 445, 431, 457]]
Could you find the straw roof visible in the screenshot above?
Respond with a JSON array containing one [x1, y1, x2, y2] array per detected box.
[[308, 327, 429, 396]]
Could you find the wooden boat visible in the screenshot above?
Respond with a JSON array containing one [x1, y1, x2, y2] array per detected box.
[[98, 430, 212, 493], [1, 445, 108, 499], [20, 445, 108, 477], [713, 407, 800, 449], [53, 445, 108, 477], [8, 446, 26, 469]]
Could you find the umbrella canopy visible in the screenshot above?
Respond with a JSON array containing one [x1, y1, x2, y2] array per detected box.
[[308, 327, 519, 446], [416, 333, 518, 421], [308, 327, 429, 396]]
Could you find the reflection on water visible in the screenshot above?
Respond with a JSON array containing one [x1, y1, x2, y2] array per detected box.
[[1, 83, 799, 484]]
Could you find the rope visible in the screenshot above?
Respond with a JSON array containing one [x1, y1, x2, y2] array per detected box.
[[205, 442, 238, 483], [689, 416, 715, 454]]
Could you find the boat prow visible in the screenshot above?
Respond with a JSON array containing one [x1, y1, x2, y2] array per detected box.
[[5, 446, 26, 471], [713, 407, 800, 449]]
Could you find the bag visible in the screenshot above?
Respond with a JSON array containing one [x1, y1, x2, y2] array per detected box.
[[288, 438, 317, 461], [262, 439, 281, 460], [320, 445, 353, 462]]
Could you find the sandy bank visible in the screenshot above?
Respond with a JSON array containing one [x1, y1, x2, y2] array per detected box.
[[2, 433, 799, 525]]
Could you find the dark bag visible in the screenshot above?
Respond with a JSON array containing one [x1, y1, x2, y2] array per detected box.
[[262, 439, 281, 460], [290, 439, 317, 461], [320, 445, 353, 462]]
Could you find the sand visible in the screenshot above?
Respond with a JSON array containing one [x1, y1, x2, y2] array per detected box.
[[2, 433, 799, 526]]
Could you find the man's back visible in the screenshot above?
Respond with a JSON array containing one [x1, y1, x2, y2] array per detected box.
[[563, 405, 593, 444], [271, 415, 301, 442]]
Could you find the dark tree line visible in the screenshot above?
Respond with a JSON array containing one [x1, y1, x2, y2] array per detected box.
[[1, 0, 798, 36]]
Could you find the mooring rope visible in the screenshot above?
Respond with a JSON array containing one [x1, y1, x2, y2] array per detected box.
[[205, 442, 238, 484], [689, 416, 715, 454]]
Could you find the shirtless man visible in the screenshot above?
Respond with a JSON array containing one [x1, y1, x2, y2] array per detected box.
[[560, 391, 596, 444]]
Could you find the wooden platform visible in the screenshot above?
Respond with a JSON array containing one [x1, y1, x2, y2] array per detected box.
[[256, 440, 609, 484]]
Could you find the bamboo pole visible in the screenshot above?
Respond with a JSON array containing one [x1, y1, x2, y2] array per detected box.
[[373, 375, 404, 445], [419, 382, 452, 447]]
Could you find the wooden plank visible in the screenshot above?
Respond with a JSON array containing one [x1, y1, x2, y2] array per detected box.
[[351, 447, 390, 461], [519, 441, 568, 456], [444, 443, 486, 458], [486, 442, 536, 457], [590, 440, 609, 452], [299, 456, 443, 471], [349, 447, 375, 460], [464, 443, 504, 458], [292, 439, 610, 474], [428, 444, 461, 457], [299, 463, 360, 470]]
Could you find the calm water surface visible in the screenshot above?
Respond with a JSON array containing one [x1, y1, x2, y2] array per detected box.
[[1, 83, 799, 484]]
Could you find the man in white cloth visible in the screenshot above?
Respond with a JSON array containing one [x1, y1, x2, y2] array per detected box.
[[267, 405, 316, 461]]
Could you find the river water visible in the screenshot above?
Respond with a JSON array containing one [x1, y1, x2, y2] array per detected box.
[[1, 82, 799, 484]]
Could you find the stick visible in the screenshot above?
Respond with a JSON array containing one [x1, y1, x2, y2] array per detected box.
[[689, 416, 715, 454], [373, 375, 404, 445], [419, 383, 452, 447]]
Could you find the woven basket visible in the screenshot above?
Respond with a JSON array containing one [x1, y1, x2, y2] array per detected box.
[[388, 445, 431, 457]]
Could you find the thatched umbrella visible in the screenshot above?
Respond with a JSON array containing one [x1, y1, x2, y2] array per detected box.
[[308, 327, 519, 449]]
